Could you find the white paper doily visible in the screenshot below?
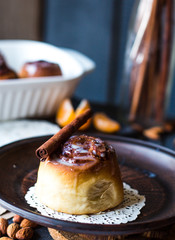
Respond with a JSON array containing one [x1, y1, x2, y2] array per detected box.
[[0, 120, 60, 147], [25, 183, 145, 224]]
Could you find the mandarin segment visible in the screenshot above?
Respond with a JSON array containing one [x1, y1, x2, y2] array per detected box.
[[56, 98, 75, 127], [75, 99, 92, 130], [93, 112, 120, 133]]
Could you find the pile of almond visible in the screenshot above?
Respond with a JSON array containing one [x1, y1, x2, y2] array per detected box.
[[0, 215, 38, 239]]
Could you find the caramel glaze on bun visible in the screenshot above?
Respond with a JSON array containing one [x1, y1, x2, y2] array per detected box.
[[19, 60, 62, 78], [0, 54, 18, 80], [36, 134, 124, 215]]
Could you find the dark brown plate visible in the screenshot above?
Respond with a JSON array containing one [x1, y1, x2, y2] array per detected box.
[[0, 135, 175, 236]]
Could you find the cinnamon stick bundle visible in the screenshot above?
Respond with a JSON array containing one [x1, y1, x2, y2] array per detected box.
[[36, 109, 93, 160], [127, 0, 173, 126]]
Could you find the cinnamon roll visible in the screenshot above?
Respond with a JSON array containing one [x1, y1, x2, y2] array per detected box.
[[36, 135, 123, 215], [0, 53, 18, 80], [19, 60, 62, 78]]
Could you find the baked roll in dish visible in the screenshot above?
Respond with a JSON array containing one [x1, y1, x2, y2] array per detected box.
[[36, 134, 123, 215], [0, 53, 18, 80], [19, 60, 62, 78]]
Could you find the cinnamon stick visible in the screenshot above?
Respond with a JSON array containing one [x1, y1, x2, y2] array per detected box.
[[155, 0, 172, 121], [129, 0, 158, 121], [35, 109, 93, 160]]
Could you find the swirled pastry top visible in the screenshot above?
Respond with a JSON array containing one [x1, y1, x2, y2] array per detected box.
[[46, 135, 117, 173], [19, 60, 62, 78]]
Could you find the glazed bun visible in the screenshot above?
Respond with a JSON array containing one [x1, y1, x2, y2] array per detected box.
[[36, 135, 123, 215], [19, 60, 62, 78], [0, 53, 18, 80]]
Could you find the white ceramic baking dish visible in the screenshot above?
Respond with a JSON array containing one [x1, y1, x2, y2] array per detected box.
[[0, 40, 95, 120]]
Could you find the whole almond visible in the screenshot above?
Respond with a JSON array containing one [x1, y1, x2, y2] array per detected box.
[[7, 223, 20, 238], [16, 227, 33, 240], [20, 218, 38, 228], [0, 218, 8, 235], [13, 215, 23, 223], [143, 126, 163, 140]]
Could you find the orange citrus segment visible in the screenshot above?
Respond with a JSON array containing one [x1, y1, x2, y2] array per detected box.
[[56, 98, 75, 127], [75, 99, 92, 130], [93, 112, 120, 133]]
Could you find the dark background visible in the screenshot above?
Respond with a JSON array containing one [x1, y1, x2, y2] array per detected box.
[[42, 0, 175, 119], [43, 0, 134, 105]]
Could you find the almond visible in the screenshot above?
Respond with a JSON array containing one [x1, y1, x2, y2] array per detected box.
[[163, 122, 174, 132], [0, 218, 8, 235], [13, 215, 23, 223], [16, 227, 33, 240], [7, 223, 20, 238], [143, 126, 163, 140], [20, 218, 38, 228]]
